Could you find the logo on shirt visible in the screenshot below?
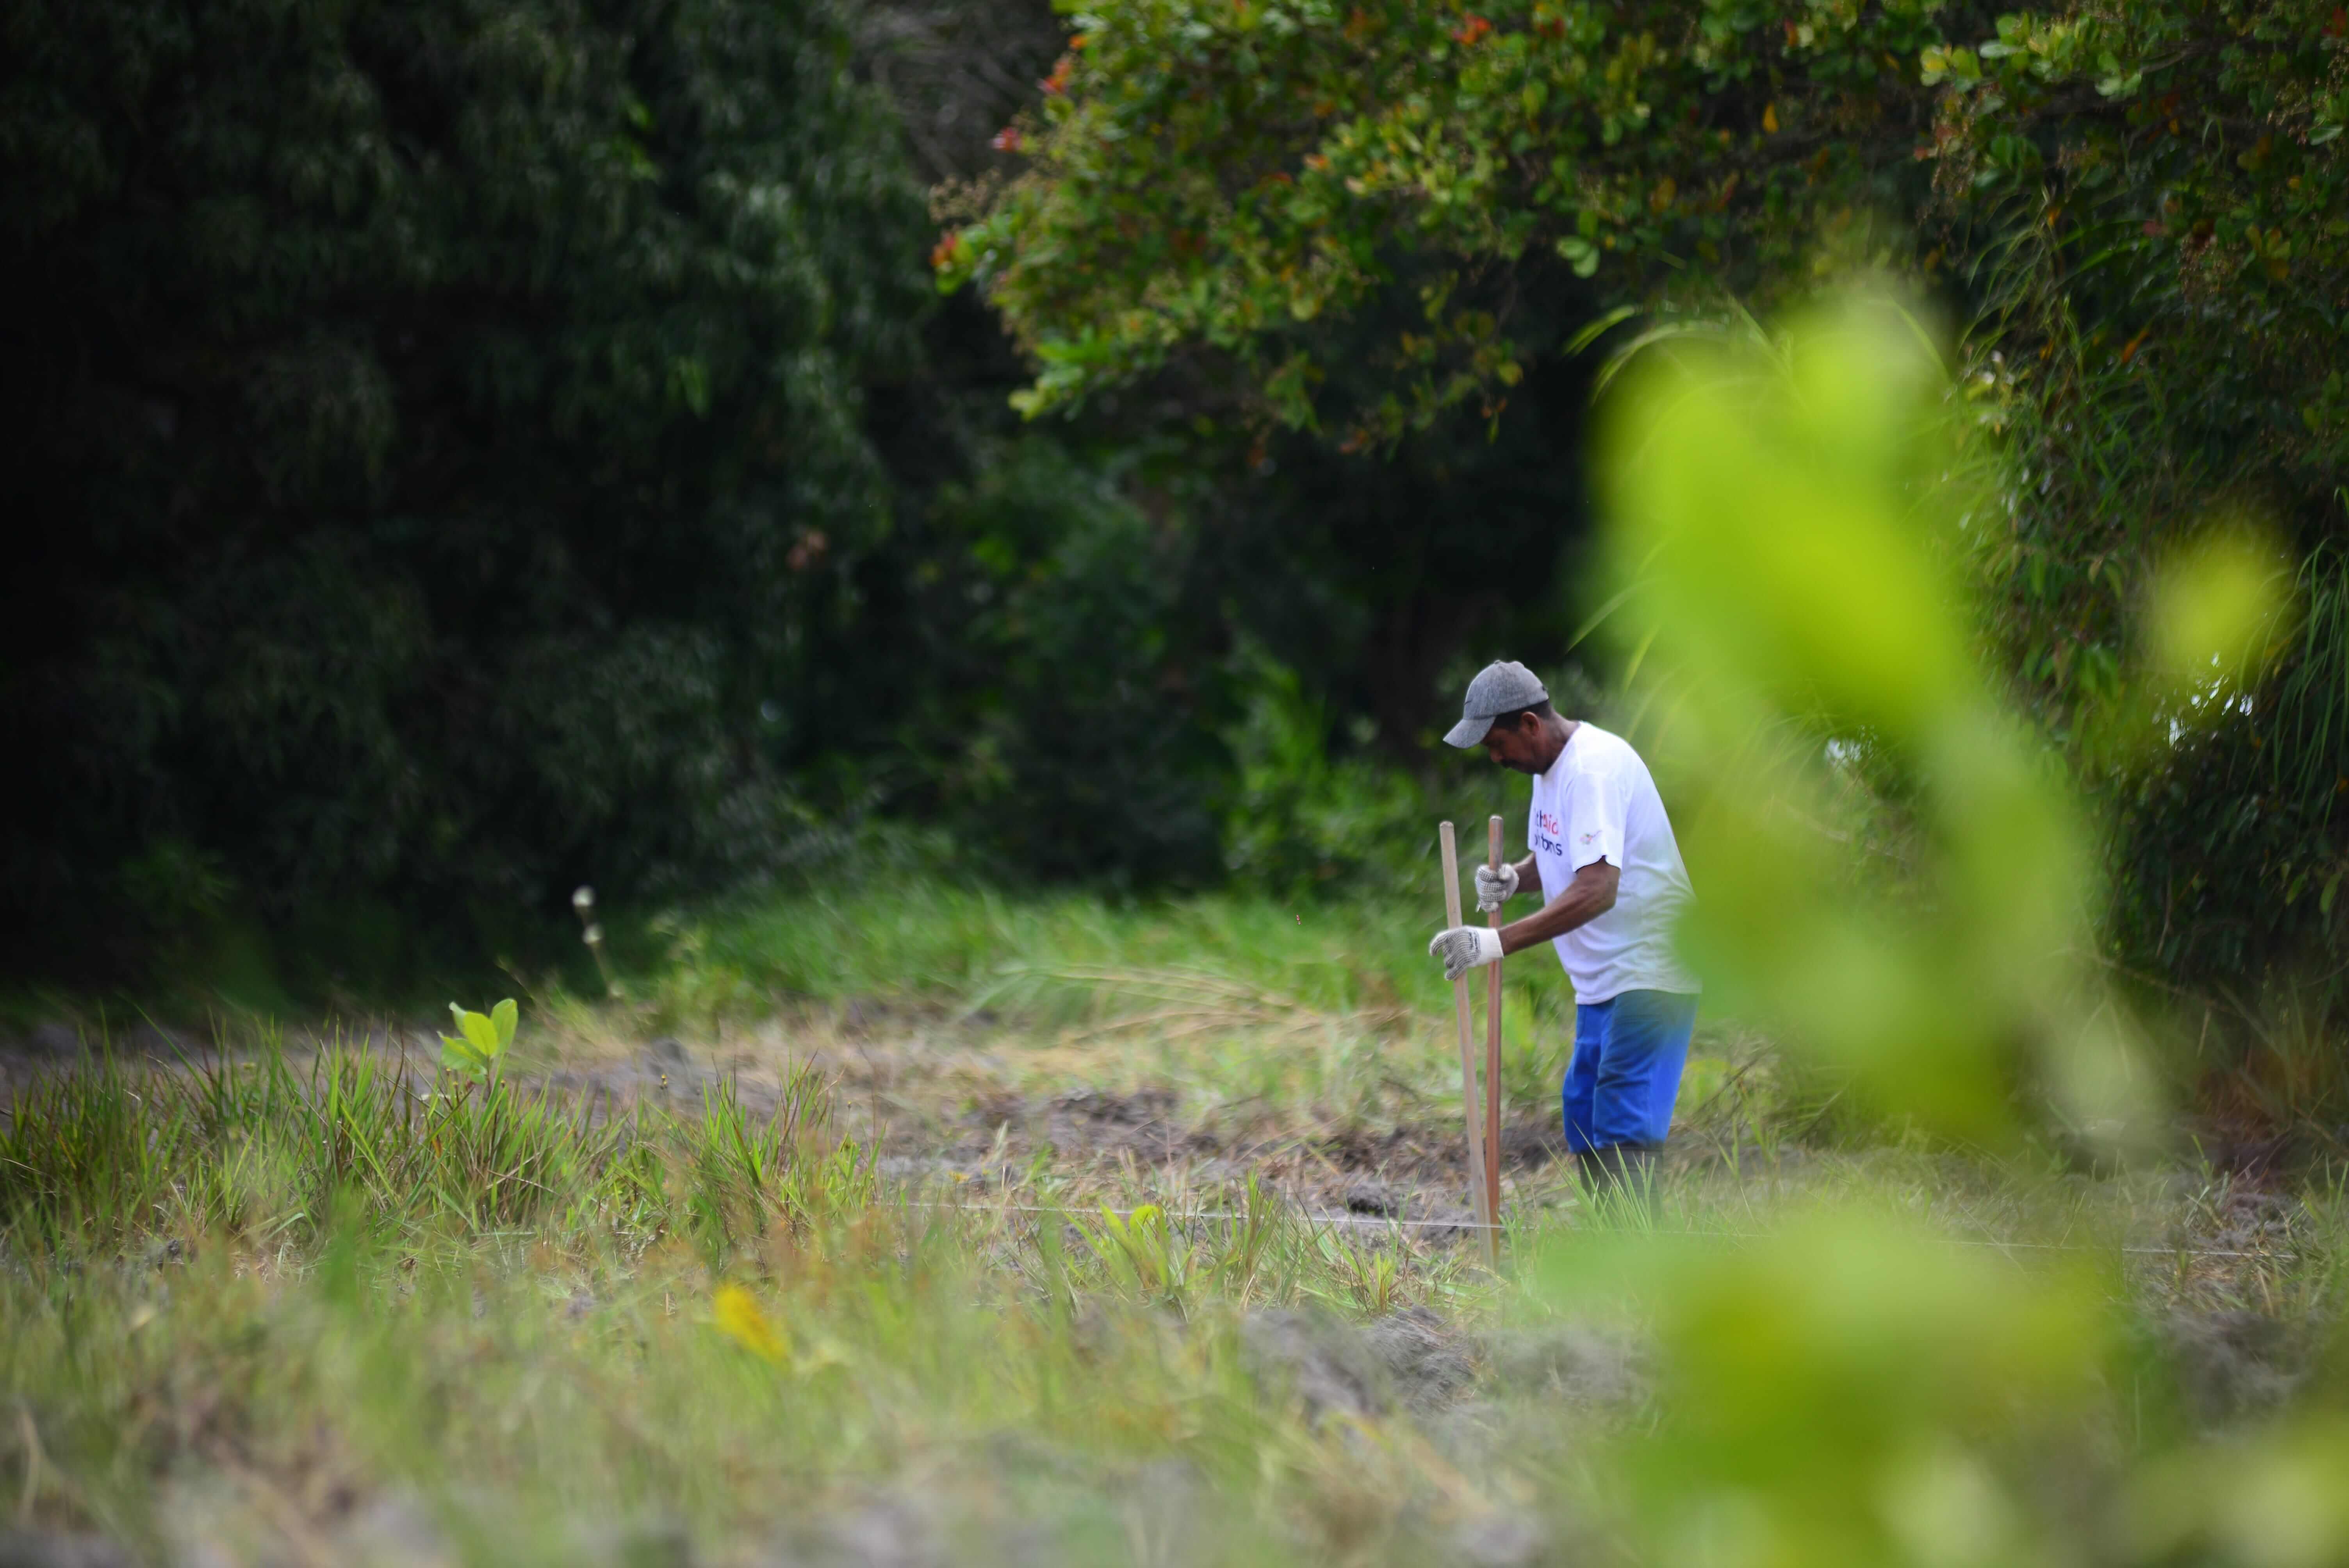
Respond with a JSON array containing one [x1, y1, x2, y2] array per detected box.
[[1579, 830, 1599, 846], [1530, 809, 1566, 858]]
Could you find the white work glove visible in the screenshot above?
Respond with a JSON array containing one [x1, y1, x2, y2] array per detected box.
[[1474, 861, 1519, 912], [1428, 925, 1504, 982]]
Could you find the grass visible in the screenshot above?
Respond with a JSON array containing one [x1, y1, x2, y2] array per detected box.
[[19, 285, 2349, 1564], [0, 1031, 1513, 1563], [564, 882, 1617, 1144], [4, 886, 2346, 1566], [0, 1037, 853, 1264], [619, 879, 1569, 1024]]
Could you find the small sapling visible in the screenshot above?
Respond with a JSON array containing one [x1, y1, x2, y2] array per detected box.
[[441, 998, 519, 1082]]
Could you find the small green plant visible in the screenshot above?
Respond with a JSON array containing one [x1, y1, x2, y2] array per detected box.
[[1309, 1225, 1404, 1314], [1078, 1202, 1182, 1301], [440, 998, 517, 1082]]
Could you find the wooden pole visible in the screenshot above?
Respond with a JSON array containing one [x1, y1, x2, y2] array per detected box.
[[1484, 816, 1506, 1243], [1439, 821, 1497, 1263]]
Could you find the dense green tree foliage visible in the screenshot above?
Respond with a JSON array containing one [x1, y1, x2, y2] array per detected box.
[[2, 0, 928, 976], [950, 0, 2349, 1007], [1924, 4, 2349, 991], [12, 0, 2343, 1017], [939, 0, 1974, 442], [2, 0, 1544, 985]]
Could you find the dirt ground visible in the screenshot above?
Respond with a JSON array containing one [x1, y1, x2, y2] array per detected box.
[[510, 1019, 1574, 1239], [0, 1006, 2313, 1269]]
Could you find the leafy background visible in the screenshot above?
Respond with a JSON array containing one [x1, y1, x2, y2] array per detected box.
[[6, 0, 2347, 1078]]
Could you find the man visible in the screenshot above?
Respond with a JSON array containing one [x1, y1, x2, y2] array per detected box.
[[1427, 661, 1699, 1208]]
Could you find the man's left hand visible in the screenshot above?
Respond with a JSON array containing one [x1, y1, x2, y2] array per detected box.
[[1474, 861, 1519, 911], [1428, 925, 1503, 982]]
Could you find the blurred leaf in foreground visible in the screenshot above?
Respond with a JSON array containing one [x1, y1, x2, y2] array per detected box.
[[2146, 523, 2297, 711], [2125, 1414, 2349, 1568], [1595, 294, 2153, 1148], [1535, 1207, 2110, 1568]]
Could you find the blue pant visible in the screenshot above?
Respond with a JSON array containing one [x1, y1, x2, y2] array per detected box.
[[1562, 990, 1699, 1151]]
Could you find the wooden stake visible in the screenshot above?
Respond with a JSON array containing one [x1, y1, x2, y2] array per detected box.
[[1485, 816, 1506, 1243], [1439, 821, 1497, 1263]]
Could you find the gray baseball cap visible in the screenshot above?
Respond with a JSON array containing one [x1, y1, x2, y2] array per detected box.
[[1443, 661, 1550, 748]]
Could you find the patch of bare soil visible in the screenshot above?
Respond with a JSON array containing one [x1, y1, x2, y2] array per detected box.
[[878, 1078, 1584, 1240]]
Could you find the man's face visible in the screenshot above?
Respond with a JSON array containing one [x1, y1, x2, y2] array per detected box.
[[1482, 713, 1547, 774]]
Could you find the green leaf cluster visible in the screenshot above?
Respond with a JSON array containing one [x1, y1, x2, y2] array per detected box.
[[439, 998, 518, 1081], [948, 0, 1954, 444]]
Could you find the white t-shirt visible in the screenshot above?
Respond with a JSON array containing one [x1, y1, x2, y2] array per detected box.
[[1527, 723, 1699, 1004]]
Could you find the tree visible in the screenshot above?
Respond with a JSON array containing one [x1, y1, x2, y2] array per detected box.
[[947, 0, 2349, 1010], [1919, 2, 2349, 993], [0, 0, 928, 978], [940, 0, 1976, 444]]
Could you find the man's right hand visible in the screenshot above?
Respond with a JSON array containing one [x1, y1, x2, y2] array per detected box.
[[1474, 861, 1519, 912], [1429, 925, 1504, 982]]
